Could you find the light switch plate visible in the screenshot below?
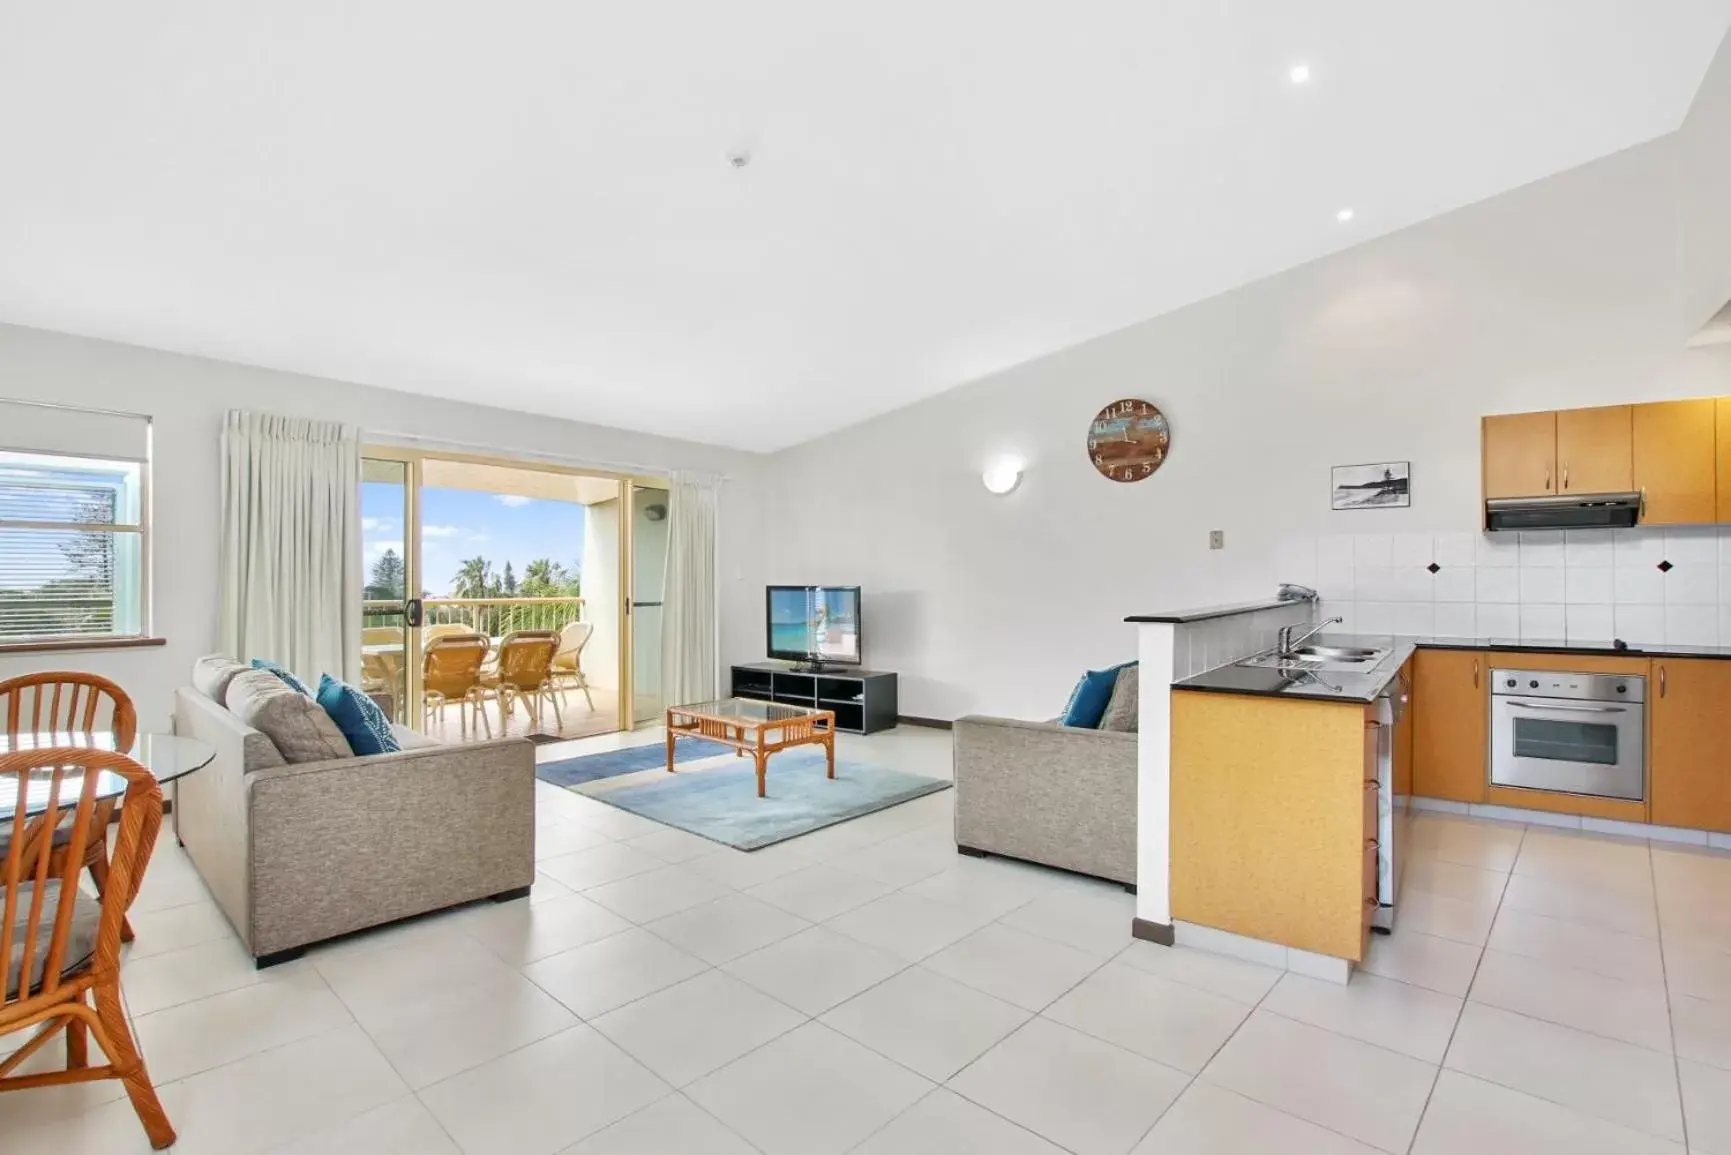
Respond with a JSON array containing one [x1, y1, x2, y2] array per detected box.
[[1209, 530, 1225, 550]]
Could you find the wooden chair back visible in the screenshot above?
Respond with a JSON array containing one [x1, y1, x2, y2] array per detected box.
[[1, 749, 160, 1018], [0, 673, 137, 752], [424, 635, 490, 697], [425, 623, 480, 644], [493, 631, 559, 692]]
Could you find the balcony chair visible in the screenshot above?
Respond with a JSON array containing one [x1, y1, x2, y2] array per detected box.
[[551, 621, 596, 711], [423, 634, 493, 738], [1, 746, 175, 1149], [0, 673, 140, 943], [481, 630, 562, 733]]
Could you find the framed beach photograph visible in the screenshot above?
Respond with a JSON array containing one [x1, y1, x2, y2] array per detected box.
[[1331, 461, 1410, 510]]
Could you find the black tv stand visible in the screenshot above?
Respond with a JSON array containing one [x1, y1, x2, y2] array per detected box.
[[730, 662, 899, 735]]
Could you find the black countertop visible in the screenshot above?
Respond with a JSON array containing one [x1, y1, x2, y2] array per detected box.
[[1124, 599, 1296, 624], [1173, 632, 1731, 704]]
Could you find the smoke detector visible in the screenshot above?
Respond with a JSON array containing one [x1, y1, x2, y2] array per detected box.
[[727, 150, 751, 169]]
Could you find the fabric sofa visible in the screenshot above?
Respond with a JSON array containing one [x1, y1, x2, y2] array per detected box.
[[952, 670, 1138, 887], [173, 679, 537, 966]]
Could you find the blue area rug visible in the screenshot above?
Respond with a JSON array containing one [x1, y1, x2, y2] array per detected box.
[[575, 749, 952, 851], [535, 738, 733, 788]]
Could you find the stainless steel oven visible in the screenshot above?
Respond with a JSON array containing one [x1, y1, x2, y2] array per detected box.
[[1490, 669, 1645, 801]]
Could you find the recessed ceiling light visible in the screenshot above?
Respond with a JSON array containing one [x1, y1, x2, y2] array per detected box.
[[1336, 207, 1355, 223], [1290, 64, 1311, 84]]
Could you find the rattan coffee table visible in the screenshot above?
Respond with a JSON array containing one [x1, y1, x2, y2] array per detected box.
[[665, 697, 836, 798]]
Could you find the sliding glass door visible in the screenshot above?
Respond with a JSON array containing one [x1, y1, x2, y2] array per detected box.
[[360, 447, 662, 741]]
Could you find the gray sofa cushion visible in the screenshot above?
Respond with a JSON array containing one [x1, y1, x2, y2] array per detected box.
[[1099, 664, 1139, 733], [6, 880, 99, 999], [192, 654, 252, 703], [225, 670, 352, 765]]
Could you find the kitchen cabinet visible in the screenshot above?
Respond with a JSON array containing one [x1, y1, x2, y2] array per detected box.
[[1650, 658, 1731, 834], [1633, 399, 1717, 525], [1411, 649, 1487, 803], [1718, 398, 1731, 522], [1482, 412, 1558, 498], [1555, 405, 1633, 494]]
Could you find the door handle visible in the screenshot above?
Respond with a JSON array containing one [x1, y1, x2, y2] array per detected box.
[[1544, 464, 1552, 492], [1506, 700, 1628, 714], [405, 598, 424, 628], [1562, 461, 1569, 490], [1659, 665, 1666, 698], [1472, 658, 1479, 688]]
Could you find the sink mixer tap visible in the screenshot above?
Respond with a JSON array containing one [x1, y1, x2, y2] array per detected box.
[[1277, 616, 1344, 655]]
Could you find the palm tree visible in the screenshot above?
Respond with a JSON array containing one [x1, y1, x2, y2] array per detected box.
[[451, 557, 492, 599]]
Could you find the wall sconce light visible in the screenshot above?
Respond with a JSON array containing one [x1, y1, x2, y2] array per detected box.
[[981, 459, 1023, 495]]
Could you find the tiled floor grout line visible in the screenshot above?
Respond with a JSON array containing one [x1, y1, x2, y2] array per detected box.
[[1399, 819, 1529, 1155], [1651, 844, 1692, 1154]]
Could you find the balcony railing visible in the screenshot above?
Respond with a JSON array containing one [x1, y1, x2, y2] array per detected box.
[[363, 596, 586, 639]]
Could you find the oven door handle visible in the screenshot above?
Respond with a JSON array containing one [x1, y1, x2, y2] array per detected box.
[[1504, 700, 1630, 714]]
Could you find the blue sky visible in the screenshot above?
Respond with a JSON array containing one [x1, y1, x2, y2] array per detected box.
[[361, 485, 586, 596]]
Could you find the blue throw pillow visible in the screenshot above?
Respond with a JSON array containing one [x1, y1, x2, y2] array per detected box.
[[1061, 662, 1134, 729], [252, 658, 313, 697], [316, 674, 402, 756]]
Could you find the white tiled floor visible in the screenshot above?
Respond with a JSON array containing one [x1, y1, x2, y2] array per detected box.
[[9, 725, 1731, 1153]]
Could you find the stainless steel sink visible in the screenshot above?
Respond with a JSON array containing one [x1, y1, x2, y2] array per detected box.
[[1290, 645, 1383, 663]]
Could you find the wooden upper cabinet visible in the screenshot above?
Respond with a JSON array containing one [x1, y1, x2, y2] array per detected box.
[[1482, 412, 1557, 499], [1633, 399, 1718, 525], [1555, 405, 1633, 494], [1650, 658, 1731, 834], [1718, 397, 1731, 522], [1411, 649, 1487, 804]]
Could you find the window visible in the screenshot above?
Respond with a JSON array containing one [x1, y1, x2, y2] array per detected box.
[[0, 451, 146, 643]]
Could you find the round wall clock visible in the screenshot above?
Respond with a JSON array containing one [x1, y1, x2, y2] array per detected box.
[[1088, 399, 1171, 483]]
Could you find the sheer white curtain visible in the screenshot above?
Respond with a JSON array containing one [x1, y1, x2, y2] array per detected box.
[[219, 411, 362, 684], [660, 471, 719, 707]]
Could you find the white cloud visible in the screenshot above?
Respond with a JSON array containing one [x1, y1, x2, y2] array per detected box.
[[365, 540, 403, 561], [361, 517, 396, 532], [494, 495, 533, 509], [422, 524, 463, 538]]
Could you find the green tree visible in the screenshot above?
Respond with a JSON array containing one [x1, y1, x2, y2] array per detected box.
[[365, 549, 406, 600], [501, 561, 517, 595], [451, 556, 493, 599]]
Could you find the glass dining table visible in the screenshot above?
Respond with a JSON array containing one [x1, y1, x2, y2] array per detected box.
[[0, 732, 218, 818]]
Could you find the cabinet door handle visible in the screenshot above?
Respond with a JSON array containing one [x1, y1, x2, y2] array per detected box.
[[1659, 665, 1667, 698], [1472, 658, 1480, 688], [1544, 464, 1552, 492], [1562, 461, 1570, 490], [1366, 839, 1380, 852]]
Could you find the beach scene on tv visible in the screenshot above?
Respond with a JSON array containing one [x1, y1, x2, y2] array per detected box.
[[769, 586, 860, 662]]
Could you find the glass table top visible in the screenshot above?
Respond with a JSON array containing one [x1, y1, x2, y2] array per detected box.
[[0, 733, 218, 818], [669, 697, 827, 724]]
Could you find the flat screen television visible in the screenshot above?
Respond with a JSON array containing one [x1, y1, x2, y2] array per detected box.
[[766, 585, 862, 669]]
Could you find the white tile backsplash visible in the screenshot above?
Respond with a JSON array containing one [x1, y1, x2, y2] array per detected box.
[[1518, 567, 1566, 604], [1564, 567, 1613, 605], [1298, 528, 1729, 647], [1665, 563, 1718, 606], [1476, 567, 1521, 604]]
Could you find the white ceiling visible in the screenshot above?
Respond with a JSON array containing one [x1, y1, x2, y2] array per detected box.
[[2, 3, 1728, 452]]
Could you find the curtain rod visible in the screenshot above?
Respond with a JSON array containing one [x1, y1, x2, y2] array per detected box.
[[365, 427, 732, 483], [0, 395, 154, 422]]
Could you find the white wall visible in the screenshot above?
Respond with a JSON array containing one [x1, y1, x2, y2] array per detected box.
[[759, 35, 1731, 722], [0, 322, 763, 729]]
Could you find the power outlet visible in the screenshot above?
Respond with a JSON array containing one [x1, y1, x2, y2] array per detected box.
[[1209, 530, 1225, 550]]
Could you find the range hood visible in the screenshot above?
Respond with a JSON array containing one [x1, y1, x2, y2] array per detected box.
[[1485, 492, 1643, 532]]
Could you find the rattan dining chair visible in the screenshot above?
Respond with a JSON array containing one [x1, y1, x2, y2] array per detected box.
[[0, 673, 140, 943], [481, 630, 562, 732], [551, 621, 596, 711], [423, 634, 492, 738], [0, 747, 175, 1149]]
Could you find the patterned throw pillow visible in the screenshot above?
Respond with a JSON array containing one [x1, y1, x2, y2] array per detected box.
[[315, 674, 402, 757], [251, 658, 313, 697], [1098, 663, 1140, 732]]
